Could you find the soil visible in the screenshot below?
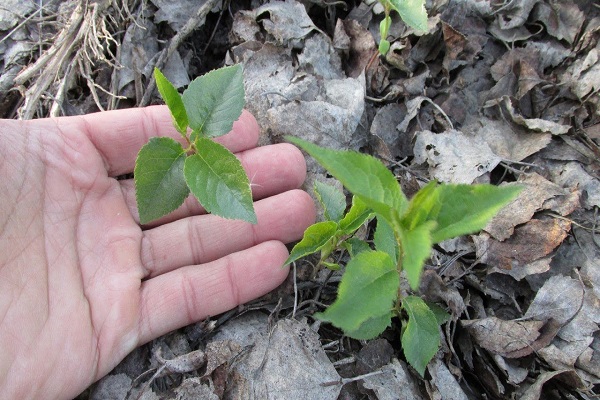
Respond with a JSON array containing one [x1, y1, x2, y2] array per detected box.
[[1, 0, 599, 399]]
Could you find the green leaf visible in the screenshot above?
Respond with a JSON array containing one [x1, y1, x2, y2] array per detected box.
[[339, 195, 372, 234], [400, 181, 441, 231], [285, 221, 338, 265], [431, 184, 522, 243], [321, 261, 341, 271], [379, 39, 391, 56], [314, 180, 346, 222], [184, 137, 256, 223], [341, 238, 371, 257], [345, 314, 394, 340], [398, 221, 435, 290], [374, 216, 398, 265], [426, 302, 451, 325], [288, 137, 406, 225], [182, 64, 245, 138], [316, 250, 399, 339], [135, 137, 189, 224], [401, 296, 440, 377], [389, 0, 428, 32], [154, 68, 188, 134]]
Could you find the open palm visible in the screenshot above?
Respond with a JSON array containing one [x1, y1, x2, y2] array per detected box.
[[0, 106, 314, 399]]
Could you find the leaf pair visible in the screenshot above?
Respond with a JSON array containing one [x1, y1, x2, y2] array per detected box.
[[135, 65, 256, 225], [284, 186, 372, 268]]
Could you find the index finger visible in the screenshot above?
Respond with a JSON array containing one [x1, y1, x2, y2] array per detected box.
[[79, 106, 259, 176]]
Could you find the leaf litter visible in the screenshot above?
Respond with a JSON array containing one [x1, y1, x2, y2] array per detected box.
[[2, 0, 600, 399]]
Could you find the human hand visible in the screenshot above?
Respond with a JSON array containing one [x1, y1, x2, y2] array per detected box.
[[0, 106, 315, 399]]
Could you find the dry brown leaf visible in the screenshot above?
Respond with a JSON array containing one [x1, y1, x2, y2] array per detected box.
[[484, 173, 572, 241], [461, 317, 558, 358], [474, 218, 571, 278], [338, 19, 375, 78], [441, 22, 487, 74], [531, 1, 584, 44]]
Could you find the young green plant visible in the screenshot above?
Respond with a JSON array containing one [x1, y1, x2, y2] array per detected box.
[[378, 0, 428, 55], [134, 65, 256, 225], [286, 137, 521, 376]]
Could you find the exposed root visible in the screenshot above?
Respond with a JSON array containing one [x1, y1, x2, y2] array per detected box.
[[14, 0, 136, 119]]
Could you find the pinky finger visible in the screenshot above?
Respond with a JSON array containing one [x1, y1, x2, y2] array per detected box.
[[135, 240, 290, 345]]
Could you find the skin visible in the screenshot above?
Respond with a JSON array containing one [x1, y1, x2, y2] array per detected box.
[[0, 106, 315, 399]]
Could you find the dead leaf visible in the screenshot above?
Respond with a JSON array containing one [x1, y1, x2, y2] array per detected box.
[[531, 1, 584, 44], [561, 47, 600, 100], [497, 96, 571, 135], [361, 359, 424, 400], [518, 369, 585, 400], [547, 162, 600, 209], [0, 0, 38, 31], [494, 0, 540, 30], [413, 129, 502, 184], [298, 34, 344, 79], [474, 218, 571, 280], [230, 10, 261, 44], [441, 22, 487, 74], [524, 275, 584, 325], [253, 1, 317, 48], [467, 118, 551, 164], [150, 0, 212, 31], [484, 173, 573, 241], [420, 270, 466, 319], [427, 357, 469, 400], [232, 318, 341, 399], [461, 316, 558, 358], [370, 103, 414, 159]]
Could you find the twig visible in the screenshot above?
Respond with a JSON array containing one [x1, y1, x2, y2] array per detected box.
[[140, 0, 222, 106]]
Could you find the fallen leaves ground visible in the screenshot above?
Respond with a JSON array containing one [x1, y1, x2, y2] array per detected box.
[[1, 0, 599, 399]]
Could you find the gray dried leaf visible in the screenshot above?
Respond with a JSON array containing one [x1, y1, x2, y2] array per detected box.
[[531, 1, 584, 44], [495, 0, 540, 30], [361, 358, 424, 400], [499, 97, 571, 134], [561, 47, 600, 99], [467, 118, 551, 163], [298, 34, 344, 79], [548, 162, 600, 209], [253, 0, 316, 48], [413, 129, 501, 184], [118, 16, 159, 91], [427, 357, 469, 400], [524, 275, 584, 325], [518, 369, 585, 400], [150, 0, 214, 31], [221, 318, 341, 399], [0, 0, 38, 31], [174, 377, 219, 400]]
